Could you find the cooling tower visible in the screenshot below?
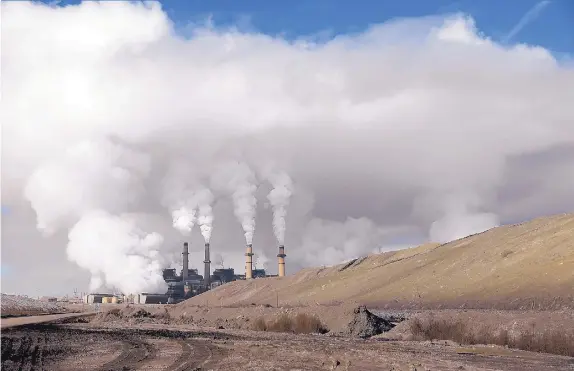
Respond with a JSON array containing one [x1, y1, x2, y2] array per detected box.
[[277, 245, 286, 277], [182, 242, 189, 280], [203, 243, 211, 289], [245, 244, 253, 279]]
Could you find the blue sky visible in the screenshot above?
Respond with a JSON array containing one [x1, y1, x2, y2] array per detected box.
[[38, 0, 574, 54]]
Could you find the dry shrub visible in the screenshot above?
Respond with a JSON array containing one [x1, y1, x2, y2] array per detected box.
[[252, 313, 328, 334], [252, 317, 267, 331], [409, 318, 574, 357], [268, 314, 293, 332], [410, 318, 471, 343], [293, 313, 328, 334]]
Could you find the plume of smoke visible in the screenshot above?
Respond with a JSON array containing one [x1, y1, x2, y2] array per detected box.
[[415, 192, 500, 243], [265, 170, 294, 245], [160, 161, 203, 236], [68, 210, 167, 294], [23, 138, 166, 294], [5, 2, 574, 293], [213, 253, 225, 268], [254, 253, 269, 270], [428, 194, 500, 243], [171, 207, 196, 236], [196, 188, 215, 243], [211, 161, 258, 244]]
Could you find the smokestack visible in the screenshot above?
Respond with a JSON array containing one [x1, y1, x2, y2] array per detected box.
[[277, 245, 286, 277], [182, 242, 189, 280], [203, 242, 211, 289], [245, 244, 253, 279]]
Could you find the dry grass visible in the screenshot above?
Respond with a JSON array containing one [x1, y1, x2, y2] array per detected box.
[[252, 313, 328, 334], [409, 318, 574, 357]]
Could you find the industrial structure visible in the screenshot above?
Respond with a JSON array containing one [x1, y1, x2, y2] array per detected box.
[[204, 242, 211, 290], [85, 240, 283, 305], [245, 243, 253, 279], [277, 245, 286, 277]]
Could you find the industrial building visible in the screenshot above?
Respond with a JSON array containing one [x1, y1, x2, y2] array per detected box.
[[157, 241, 278, 303], [85, 240, 285, 304]]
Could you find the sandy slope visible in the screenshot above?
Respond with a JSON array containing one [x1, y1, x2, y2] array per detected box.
[[182, 213, 574, 309]]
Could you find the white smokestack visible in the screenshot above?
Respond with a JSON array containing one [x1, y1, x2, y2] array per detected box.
[[211, 161, 258, 245]]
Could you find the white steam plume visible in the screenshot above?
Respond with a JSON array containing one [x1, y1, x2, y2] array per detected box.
[[4, 2, 574, 294], [211, 161, 258, 244], [69, 210, 167, 294], [265, 170, 294, 245], [160, 161, 201, 236], [171, 207, 196, 236], [414, 192, 501, 243], [23, 137, 166, 294], [196, 188, 215, 243], [427, 193, 500, 243]]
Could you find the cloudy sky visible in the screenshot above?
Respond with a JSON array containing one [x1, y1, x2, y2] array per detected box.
[[2, 1, 573, 296]]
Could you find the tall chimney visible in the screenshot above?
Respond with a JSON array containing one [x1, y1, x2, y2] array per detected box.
[[245, 244, 253, 279], [277, 245, 286, 277], [203, 243, 211, 289], [182, 242, 189, 281]]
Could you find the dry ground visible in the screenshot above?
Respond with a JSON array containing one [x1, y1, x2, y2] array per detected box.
[[2, 322, 573, 371]]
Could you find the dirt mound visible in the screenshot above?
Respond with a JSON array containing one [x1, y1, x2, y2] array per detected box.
[[181, 213, 574, 309], [1, 294, 64, 316], [91, 305, 170, 325], [347, 306, 394, 338]]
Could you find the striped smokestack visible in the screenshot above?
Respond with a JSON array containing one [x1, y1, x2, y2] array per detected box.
[[245, 244, 253, 279], [203, 243, 211, 289], [277, 245, 286, 277], [182, 242, 189, 280]]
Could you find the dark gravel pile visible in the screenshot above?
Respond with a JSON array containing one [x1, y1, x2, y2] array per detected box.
[[347, 306, 395, 338]]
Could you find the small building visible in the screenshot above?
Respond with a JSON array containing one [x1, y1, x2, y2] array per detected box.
[[84, 293, 114, 304], [138, 293, 169, 304], [40, 296, 58, 303]]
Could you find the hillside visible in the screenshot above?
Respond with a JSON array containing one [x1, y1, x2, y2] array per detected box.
[[182, 213, 574, 309]]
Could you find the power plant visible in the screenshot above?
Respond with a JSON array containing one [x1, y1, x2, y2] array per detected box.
[[150, 241, 281, 304], [86, 240, 285, 304]]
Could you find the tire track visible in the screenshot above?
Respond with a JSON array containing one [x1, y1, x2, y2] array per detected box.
[[167, 339, 218, 371], [97, 336, 156, 371]]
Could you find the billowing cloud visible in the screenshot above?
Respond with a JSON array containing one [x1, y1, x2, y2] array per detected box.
[[2, 1, 573, 294]]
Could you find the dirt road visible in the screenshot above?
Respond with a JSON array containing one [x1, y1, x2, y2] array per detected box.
[[1, 313, 95, 329], [2, 323, 573, 371]]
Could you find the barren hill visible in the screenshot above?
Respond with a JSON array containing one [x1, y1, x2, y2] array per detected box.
[[183, 213, 574, 310]]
